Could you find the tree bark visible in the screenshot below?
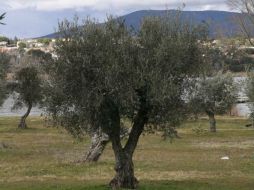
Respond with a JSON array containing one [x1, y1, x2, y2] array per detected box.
[[100, 87, 148, 189], [109, 109, 148, 189], [83, 126, 129, 163], [84, 129, 109, 162], [109, 151, 138, 189], [100, 96, 137, 189], [206, 111, 216, 132], [110, 89, 148, 189], [110, 110, 147, 189], [18, 103, 32, 129]]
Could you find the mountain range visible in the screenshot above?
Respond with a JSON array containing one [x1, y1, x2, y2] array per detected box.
[[40, 10, 244, 39]]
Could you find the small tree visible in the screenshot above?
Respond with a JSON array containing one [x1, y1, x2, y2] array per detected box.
[[0, 14, 8, 105], [10, 66, 43, 129], [0, 53, 10, 106], [46, 12, 205, 189], [189, 74, 237, 132]]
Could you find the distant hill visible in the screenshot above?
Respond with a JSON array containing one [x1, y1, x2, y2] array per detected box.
[[40, 10, 244, 39]]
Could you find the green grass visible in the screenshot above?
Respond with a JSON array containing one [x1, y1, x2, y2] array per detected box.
[[0, 116, 254, 189]]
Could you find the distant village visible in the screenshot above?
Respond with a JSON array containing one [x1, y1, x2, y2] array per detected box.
[[0, 37, 56, 55]]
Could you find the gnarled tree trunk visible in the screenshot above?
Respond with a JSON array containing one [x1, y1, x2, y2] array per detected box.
[[206, 111, 216, 132], [83, 126, 129, 163], [84, 129, 109, 162], [109, 109, 148, 189], [110, 151, 138, 189], [18, 103, 32, 129], [98, 86, 148, 189], [101, 89, 148, 189]]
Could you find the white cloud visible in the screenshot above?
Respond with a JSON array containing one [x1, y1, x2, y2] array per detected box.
[[2, 0, 229, 12]]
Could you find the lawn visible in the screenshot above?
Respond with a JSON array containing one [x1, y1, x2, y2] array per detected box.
[[0, 116, 254, 189]]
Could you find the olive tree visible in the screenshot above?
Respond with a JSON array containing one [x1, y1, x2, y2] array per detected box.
[[0, 53, 10, 106], [9, 66, 43, 129], [189, 74, 237, 132], [47, 14, 204, 189], [0, 13, 8, 105]]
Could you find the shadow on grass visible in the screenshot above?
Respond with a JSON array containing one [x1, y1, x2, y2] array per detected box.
[[0, 126, 49, 134], [1, 179, 253, 190]]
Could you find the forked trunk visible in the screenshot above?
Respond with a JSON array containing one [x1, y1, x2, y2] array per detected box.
[[18, 103, 32, 129], [207, 111, 216, 132], [109, 103, 148, 189], [98, 95, 137, 189], [101, 88, 148, 189]]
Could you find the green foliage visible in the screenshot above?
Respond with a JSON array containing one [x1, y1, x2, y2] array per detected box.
[[37, 38, 51, 45], [0, 53, 9, 80], [26, 49, 53, 71], [18, 42, 27, 49], [203, 38, 254, 73], [0, 36, 18, 46], [27, 49, 46, 58], [9, 66, 43, 110], [193, 20, 210, 41], [0, 53, 10, 106], [46, 14, 205, 136], [0, 14, 9, 106], [225, 47, 254, 72], [202, 46, 227, 74], [189, 73, 237, 116], [0, 36, 9, 42], [45, 14, 206, 188]]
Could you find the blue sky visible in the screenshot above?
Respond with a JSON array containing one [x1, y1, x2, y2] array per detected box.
[[0, 0, 231, 38]]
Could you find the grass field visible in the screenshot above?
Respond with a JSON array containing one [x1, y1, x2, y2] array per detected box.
[[0, 116, 254, 189]]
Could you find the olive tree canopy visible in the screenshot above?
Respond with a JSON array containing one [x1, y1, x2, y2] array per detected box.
[[46, 13, 205, 189], [0, 13, 8, 106], [0, 53, 10, 106], [189, 74, 237, 132], [9, 66, 43, 129]]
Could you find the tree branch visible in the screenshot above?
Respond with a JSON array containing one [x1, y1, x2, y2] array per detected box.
[[124, 86, 149, 156]]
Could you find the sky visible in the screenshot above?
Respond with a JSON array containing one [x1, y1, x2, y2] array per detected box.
[[0, 0, 231, 38]]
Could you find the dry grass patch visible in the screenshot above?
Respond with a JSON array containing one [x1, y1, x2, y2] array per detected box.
[[0, 116, 254, 189]]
